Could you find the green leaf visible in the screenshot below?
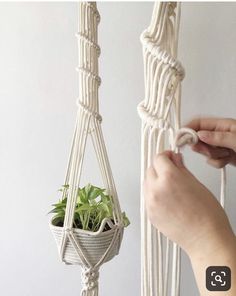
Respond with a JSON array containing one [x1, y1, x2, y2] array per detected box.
[[79, 187, 89, 204], [48, 208, 59, 214], [100, 203, 110, 214], [84, 183, 92, 196], [49, 183, 130, 232], [89, 188, 104, 200], [122, 212, 130, 227], [52, 216, 64, 226], [52, 202, 66, 208], [76, 204, 91, 211]]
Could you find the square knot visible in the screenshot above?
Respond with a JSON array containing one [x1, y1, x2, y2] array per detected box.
[[82, 268, 99, 291]]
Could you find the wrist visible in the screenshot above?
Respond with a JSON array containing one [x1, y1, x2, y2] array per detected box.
[[187, 229, 236, 295], [187, 229, 236, 265], [186, 225, 236, 261]]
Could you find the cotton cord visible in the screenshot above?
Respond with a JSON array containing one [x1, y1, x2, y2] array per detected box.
[[81, 268, 99, 296], [138, 3, 183, 295], [174, 128, 226, 208], [138, 2, 226, 296], [50, 3, 124, 296]]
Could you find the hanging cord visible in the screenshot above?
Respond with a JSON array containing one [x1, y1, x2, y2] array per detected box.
[[138, 2, 226, 296], [139, 3, 184, 296], [49, 3, 124, 296]]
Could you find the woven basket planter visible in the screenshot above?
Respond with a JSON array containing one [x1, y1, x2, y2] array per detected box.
[[50, 218, 124, 266]]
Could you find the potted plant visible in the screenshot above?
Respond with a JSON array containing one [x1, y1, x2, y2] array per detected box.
[[49, 184, 129, 266]]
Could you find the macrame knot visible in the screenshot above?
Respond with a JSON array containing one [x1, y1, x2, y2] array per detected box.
[[137, 102, 170, 130], [158, 118, 170, 130], [77, 100, 103, 123], [81, 268, 99, 292], [156, 50, 185, 79], [76, 66, 101, 86], [175, 127, 198, 148], [168, 2, 177, 16], [75, 32, 101, 56], [64, 227, 73, 235], [140, 31, 185, 80], [87, 2, 100, 23]]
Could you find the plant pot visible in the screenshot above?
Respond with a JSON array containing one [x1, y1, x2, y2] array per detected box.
[[49, 218, 124, 267]]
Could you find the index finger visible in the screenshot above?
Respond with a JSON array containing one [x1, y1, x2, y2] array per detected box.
[[186, 117, 235, 132]]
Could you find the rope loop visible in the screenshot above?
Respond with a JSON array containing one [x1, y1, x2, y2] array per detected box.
[[174, 127, 198, 148]]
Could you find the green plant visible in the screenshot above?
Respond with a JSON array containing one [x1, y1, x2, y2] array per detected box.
[[49, 184, 130, 232]]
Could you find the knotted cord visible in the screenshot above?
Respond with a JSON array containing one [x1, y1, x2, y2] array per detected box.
[[138, 2, 226, 296], [50, 3, 124, 295]]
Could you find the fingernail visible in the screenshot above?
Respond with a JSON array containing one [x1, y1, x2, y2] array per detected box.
[[197, 131, 211, 140]]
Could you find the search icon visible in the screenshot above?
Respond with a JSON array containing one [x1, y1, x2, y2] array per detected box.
[[206, 266, 231, 291], [215, 275, 223, 283]]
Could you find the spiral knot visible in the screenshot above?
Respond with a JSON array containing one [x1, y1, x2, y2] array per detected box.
[[86, 2, 100, 23], [77, 100, 102, 123], [75, 32, 101, 56], [137, 102, 171, 130], [81, 268, 99, 291], [140, 31, 185, 80]]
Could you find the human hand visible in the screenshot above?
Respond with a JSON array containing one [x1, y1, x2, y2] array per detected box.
[[186, 118, 236, 168], [144, 151, 234, 257]]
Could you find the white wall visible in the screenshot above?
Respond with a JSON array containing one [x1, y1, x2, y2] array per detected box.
[[0, 2, 235, 296]]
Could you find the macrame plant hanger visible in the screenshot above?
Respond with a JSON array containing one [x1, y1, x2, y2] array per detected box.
[[50, 2, 124, 296], [138, 2, 226, 296]]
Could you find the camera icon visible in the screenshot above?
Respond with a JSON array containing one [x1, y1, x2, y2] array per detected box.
[[206, 266, 231, 291]]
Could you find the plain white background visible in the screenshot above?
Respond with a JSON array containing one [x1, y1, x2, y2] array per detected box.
[[0, 2, 236, 295]]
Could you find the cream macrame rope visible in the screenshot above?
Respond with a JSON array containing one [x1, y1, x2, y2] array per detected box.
[[138, 2, 226, 296], [174, 127, 226, 209], [50, 3, 124, 296]]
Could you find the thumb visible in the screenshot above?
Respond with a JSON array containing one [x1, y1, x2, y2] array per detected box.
[[197, 130, 236, 151], [152, 151, 178, 175], [170, 152, 185, 169]]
